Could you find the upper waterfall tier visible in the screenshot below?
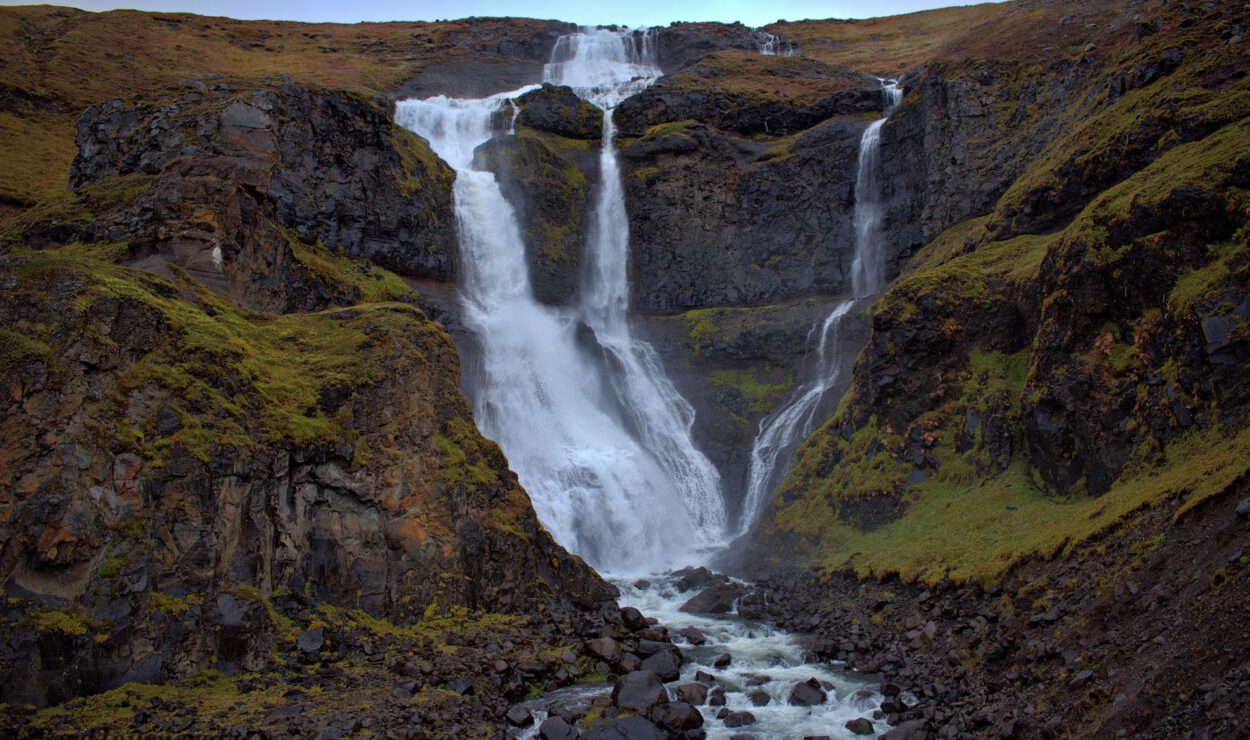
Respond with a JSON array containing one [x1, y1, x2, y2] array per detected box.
[[397, 28, 727, 573]]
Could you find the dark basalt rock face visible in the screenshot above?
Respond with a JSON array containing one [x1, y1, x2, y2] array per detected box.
[[393, 18, 578, 99], [516, 83, 604, 141], [619, 118, 868, 315], [615, 58, 881, 138], [70, 83, 459, 282], [474, 86, 602, 306], [0, 82, 616, 710], [647, 23, 798, 74]]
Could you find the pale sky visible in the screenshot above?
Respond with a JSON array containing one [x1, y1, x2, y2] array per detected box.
[[14, 0, 977, 28]]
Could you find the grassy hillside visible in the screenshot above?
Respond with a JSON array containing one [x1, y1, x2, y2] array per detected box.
[[756, 0, 1250, 583]]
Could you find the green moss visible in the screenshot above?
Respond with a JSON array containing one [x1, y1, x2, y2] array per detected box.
[[6, 244, 440, 465], [23, 607, 97, 637], [772, 423, 1250, 583], [149, 591, 201, 618], [710, 367, 794, 414], [282, 227, 416, 303], [1169, 240, 1247, 315], [228, 585, 296, 638], [0, 174, 153, 249], [0, 326, 51, 372], [435, 417, 500, 490]]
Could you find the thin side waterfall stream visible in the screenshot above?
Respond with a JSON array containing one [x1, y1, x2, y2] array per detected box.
[[737, 80, 904, 536]]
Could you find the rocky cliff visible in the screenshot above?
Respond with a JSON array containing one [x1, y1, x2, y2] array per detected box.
[[0, 81, 623, 733], [749, 0, 1250, 585]]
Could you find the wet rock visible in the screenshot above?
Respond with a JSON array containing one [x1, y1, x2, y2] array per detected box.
[[637, 639, 671, 656], [678, 626, 706, 645], [539, 716, 580, 740], [672, 565, 718, 592], [675, 682, 708, 705], [611, 671, 669, 715], [584, 715, 663, 740], [723, 710, 757, 728], [747, 689, 771, 706], [515, 84, 603, 141], [712, 653, 732, 668], [680, 583, 748, 615], [619, 653, 642, 672], [641, 648, 683, 682], [695, 670, 716, 684], [587, 637, 623, 663], [846, 717, 875, 735], [659, 701, 704, 731], [620, 607, 650, 632], [506, 706, 534, 727], [709, 687, 727, 706], [788, 677, 827, 706]]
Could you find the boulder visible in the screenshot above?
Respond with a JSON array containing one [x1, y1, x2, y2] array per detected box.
[[659, 701, 704, 731], [674, 682, 708, 705], [515, 84, 603, 140], [621, 607, 650, 631], [583, 715, 663, 740], [788, 678, 827, 706], [723, 710, 756, 728], [587, 637, 623, 663], [678, 626, 706, 645], [611, 671, 669, 715], [506, 706, 534, 727], [539, 716, 580, 740], [296, 627, 324, 654], [845, 717, 875, 735], [680, 583, 747, 615], [641, 648, 683, 682]]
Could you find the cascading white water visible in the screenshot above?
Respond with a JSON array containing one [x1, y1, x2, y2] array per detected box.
[[754, 30, 797, 57], [736, 80, 903, 535], [394, 29, 726, 573], [517, 575, 886, 739], [549, 29, 728, 548]]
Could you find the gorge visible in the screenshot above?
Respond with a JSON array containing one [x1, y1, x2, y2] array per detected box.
[[0, 0, 1248, 738]]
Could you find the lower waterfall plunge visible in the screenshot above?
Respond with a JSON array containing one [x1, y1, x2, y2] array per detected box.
[[396, 29, 725, 573], [737, 80, 904, 535]]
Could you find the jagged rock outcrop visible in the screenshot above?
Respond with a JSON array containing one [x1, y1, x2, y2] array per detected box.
[[616, 53, 881, 138], [475, 85, 602, 305], [619, 118, 867, 315], [647, 23, 797, 73], [69, 83, 458, 282], [0, 82, 615, 710]]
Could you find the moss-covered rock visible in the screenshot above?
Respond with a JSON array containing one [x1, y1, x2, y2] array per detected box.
[[475, 125, 597, 305]]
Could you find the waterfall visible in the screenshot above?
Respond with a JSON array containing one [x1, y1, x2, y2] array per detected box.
[[754, 30, 796, 57], [550, 28, 728, 552], [736, 80, 903, 535], [394, 29, 726, 574]]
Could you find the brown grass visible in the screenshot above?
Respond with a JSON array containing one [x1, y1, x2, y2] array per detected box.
[[0, 5, 562, 206], [767, 0, 1126, 76]]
